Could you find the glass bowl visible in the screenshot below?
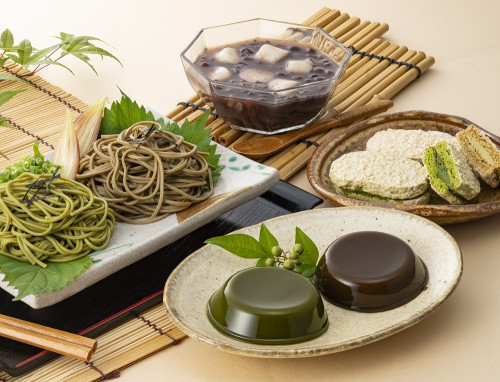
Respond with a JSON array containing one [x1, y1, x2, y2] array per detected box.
[[207, 267, 328, 345], [181, 19, 352, 135]]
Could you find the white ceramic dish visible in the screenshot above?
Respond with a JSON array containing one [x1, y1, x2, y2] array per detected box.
[[164, 207, 462, 358], [0, 112, 279, 308]]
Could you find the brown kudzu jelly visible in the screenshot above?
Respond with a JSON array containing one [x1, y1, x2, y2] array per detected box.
[[314, 231, 428, 312]]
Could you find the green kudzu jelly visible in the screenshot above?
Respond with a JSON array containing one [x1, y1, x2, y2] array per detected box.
[[207, 267, 328, 345]]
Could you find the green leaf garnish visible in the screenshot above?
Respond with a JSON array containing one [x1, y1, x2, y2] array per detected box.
[[0, 255, 92, 301], [100, 91, 223, 186], [205, 234, 267, 259], [0, 29, 15, 52], [206, 224, 318, 278], [0, 89, 25, 107], [258, 223, 279, 255], [295, 227, 319, 267], [0, 73, 28, 83]]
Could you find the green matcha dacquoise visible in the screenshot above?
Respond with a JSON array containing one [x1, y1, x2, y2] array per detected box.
[[423, 141, 480, 204]]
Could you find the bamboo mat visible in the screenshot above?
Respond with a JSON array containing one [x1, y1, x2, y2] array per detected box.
[[0, 305, 185, 382], [0, 7, 434, 381]]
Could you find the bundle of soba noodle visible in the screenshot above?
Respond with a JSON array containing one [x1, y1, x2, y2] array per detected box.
[[0, 172, 115, 267], [77, 121, 214, 224]]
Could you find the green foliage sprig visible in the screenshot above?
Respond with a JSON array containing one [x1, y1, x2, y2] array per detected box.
[[205, 224, 319, 277], [0, 28, 121, 132]]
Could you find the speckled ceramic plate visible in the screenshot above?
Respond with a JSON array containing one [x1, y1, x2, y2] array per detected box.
[[307, 111, 500, 225], [164, 207, 462, 358]]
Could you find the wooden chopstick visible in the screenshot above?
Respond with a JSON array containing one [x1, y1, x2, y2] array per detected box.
[[0, 314, 97, 362]]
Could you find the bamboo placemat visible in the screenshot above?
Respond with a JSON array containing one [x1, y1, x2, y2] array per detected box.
[[0, 305, 185, 382], [0, 7, 434, 381]]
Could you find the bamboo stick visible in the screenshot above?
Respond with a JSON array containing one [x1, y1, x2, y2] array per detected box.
[[309, 9, 340, 28], [165, 94, 199, 119], [343, 39, 389, 78], [379, 56, 435, 99], [327, 44, 406, 108], [330, 17, 361, 39], [301, 7, 330, 26], [323, 13, 351, 33], [170, 98, 205, 122], [337, 20, 370, 44], [219, 127, 245, 146], [345, 52, 425, 110]]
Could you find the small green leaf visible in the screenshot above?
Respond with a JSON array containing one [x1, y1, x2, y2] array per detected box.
[[0, 89, 25, 107], [0, 57, 7, 67], [301, 266, 316, 278], [0, 29, 14, 51], [295, 227, 319, 266], [205, 234, 267, 259], [258, 223, 279, 255], [16, 39, 33, 64], [0, 116, 13, 129], [0, 255, 92, 301], [0, 73, 29, 83], [256, 256, 272, 267], [58, 33, 122, 69]]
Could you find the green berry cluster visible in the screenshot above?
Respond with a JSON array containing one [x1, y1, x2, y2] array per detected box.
[[264, 243, 305, 273], [0, 142, 58, 183]]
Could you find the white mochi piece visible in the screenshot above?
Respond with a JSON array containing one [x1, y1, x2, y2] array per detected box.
[[209, 66, 232, 81], [285, 59, 313, 74], [268, 78, 299, 95], [215, 47, 239, 64], [254, 44, 289, 64], [239, 68, 274, 83]]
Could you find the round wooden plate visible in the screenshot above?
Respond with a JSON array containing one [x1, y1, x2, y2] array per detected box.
[[307, 110, 500, 224]]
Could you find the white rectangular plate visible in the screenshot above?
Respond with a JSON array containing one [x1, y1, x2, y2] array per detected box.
[[0, 116, 279, 308]]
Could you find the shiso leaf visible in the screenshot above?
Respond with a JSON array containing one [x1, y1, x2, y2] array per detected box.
[[100, 91, 157, 135], [258, 223, 279, 255], [295, 227, 319, 266], [205, 234, 267, 259], [0, 255, 92, 301], [100, 91, 223, 186]]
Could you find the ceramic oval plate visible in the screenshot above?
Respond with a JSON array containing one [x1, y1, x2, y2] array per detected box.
[[307, 111, 500, 225], [164, 207, 462, 358]]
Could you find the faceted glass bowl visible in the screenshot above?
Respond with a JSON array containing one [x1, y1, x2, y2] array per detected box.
[[181, 19, 352, 135]]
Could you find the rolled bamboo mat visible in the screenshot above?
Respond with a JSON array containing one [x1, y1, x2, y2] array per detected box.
[[0, 62, 87, 167], [0, 305, 186, 382]]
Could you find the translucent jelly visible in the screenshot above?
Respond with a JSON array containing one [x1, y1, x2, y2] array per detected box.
[[207, 267, 328, 344], [314, 231, 428, 312]]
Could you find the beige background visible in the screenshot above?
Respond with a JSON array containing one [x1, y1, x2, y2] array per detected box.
[[2, 0, 500, 381]]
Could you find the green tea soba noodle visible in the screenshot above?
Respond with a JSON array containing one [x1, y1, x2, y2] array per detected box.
[[77, 121, 214, 224], [0, 172, 115, 267]]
